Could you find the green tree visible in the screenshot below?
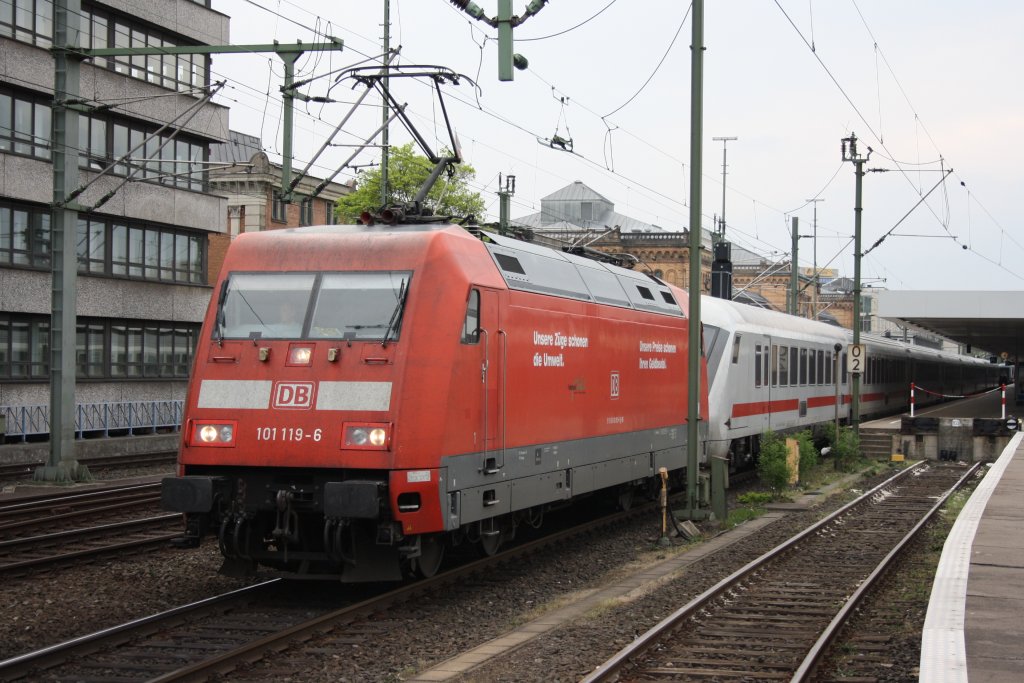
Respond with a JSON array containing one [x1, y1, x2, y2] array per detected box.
[[335, 143, 486, 222]]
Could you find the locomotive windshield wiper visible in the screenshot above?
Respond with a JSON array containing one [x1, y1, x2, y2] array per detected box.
[[214, 280, 229, 345], [381, 279, 408, 347]]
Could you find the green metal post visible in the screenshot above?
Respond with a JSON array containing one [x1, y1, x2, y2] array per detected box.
[[380, 0, 390, 207], [711, 456, 727, 523], [790, 216, 798, 315], [498, 0, 513, 81], [852, 156, 864, 437], [499, 191, 509, 233], [39, 0, 87, 482], [279, 51, 302, 204], [684, 0, 704, 518]]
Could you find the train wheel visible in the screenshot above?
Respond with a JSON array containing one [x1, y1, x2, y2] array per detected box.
[[412, 534, 445, 578], [618, 485, 636, 511], [479, 531, 502, 557]]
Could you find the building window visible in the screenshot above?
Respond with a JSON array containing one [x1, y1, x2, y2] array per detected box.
[[0, 4, 210, 91], [82, 6, 210, 93], [0, 202, 50, 268], [0, 90, 51, 160], [103, 222, 205, 283], [77, 217, 106, 274], [0, 89, 209, 191], [324, 199, 338, 224], [104, 117, 207, 191], [0, 315, 49, 379], [0, 0, 53, 49], [580, 202, 592, 221], [300, 197, 313, 226], [0, 314, 199, 381], [272, 194, 286, 223], [0, 199, 205, 283]]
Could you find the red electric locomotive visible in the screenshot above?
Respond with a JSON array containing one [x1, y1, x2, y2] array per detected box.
[[162, 222, 707, 581]]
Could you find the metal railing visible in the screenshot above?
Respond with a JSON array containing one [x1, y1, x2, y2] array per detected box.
[[0, 401, 184, 441]]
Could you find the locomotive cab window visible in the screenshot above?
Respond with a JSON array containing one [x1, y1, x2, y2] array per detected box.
[[462, 289, 480, 344], [310, 272, 411, 341], [219, 272, 314, 340], [217, 270, 411, 341]]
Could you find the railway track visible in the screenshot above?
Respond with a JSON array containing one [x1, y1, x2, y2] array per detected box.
[[0, 483, 180, 575], [582, 461, 980, 683], [0, 499, 654, 682], [0, 451, 175, 482]]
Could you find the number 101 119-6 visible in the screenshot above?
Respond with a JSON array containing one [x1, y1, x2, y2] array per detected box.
[[256, 427, 323, 442]]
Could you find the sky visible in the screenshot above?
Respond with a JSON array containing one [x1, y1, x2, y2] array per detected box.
[[205, 0, 1024, 292]]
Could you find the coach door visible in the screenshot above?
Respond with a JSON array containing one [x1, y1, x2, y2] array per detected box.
[[733, 334, 770, 432], [477, 288, 504, 472]]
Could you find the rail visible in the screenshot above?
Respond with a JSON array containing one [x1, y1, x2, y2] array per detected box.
[[0, 401, 184, 441], [582, 462, 980, 682]]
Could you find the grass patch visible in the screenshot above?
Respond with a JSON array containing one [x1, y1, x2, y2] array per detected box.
[[726, 505, 765, 528]]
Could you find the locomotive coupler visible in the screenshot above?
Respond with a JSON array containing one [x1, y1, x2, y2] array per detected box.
[[170, 513, 207, 548], [272, 490, 300, 545]]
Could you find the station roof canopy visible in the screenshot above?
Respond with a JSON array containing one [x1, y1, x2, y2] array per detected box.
[[877, 291, 1024, 360]]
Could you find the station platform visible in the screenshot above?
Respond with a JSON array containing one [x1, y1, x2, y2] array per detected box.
[[861, 385, 1013, 431], [920, 431, 1024, 682]]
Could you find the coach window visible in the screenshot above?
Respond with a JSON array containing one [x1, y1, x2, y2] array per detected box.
[[771, 345, 779, 386], [462, 289, 480, 344], [825, 350, 832, 385], [808, 349, 817, 385], [790, 347, 799, 386], [799, 348, 808, 385], [816, 350, 824, 385], [731, 334, 741, 364], [754, 344, 762, 386], [842, 352, 848, 384], [779, 345, 789, 386]]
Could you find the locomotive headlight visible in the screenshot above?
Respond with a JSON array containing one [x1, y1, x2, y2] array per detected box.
[[342, 423, 391, 450], [287, 344, 314, 366], [190, 420, 238, 447]]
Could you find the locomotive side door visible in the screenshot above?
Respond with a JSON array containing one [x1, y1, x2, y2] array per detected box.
[[477, 288, 504, 472]]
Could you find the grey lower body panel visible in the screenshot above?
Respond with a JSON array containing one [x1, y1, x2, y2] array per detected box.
[[441, 425, 699, 528]]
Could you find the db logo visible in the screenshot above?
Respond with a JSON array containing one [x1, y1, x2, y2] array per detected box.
[[273, 382, 315, 409]]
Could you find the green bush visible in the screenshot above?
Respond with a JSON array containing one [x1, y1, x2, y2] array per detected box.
[[756, 430, 792, 495], [737, 491, 773, 507], [794, 429, 818, 478], [833, 426, 861, 472]]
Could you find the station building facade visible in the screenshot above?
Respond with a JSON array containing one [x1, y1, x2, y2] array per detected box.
[[206, 130, 351, 278], [0, 0, 230, 438]]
